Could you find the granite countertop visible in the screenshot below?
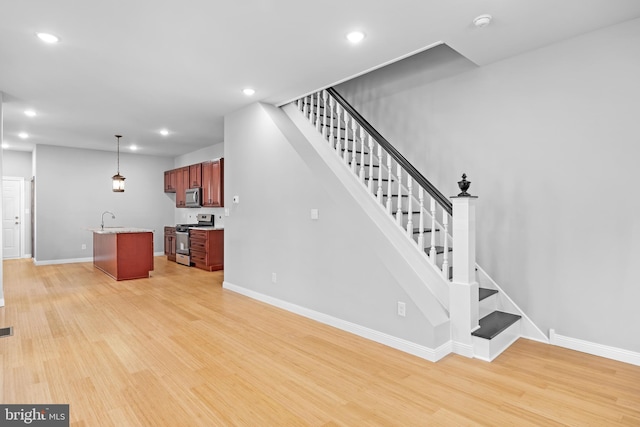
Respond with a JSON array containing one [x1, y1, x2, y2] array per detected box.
[[188, 226, 224, 230], [90, 227, 155, 234]]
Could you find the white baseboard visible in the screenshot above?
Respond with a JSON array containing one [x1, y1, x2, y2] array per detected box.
[[223, 281, 451, 362], [0, 298, 4, 307], [34, 257, 93, 266], [33, 253, 166, 266], [452, 341, 474, 358], [550, 329, 640, 367]]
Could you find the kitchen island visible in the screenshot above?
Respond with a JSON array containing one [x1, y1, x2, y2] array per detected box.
[[92, 228, 154, 280]]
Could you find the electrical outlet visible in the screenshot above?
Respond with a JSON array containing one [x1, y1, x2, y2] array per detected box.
[[397, 301, 406, 317], [81, 244, 87, 250], [272, 273, 277, 283], [310, 209, 319, 220]]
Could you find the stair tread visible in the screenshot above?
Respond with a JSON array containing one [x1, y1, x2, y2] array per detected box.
[[413, 227, 438, 233], [479, 288, 498, 301], [424, 246, 452, 255], [472, 311, 521, 340]]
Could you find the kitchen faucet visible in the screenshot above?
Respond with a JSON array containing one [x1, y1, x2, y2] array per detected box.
[[101, 211, 115, 230]]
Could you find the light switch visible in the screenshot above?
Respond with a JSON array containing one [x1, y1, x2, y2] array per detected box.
[[233, 195, 240, 204], [311, 209, 319, 220], [224, 208, 230, 217]]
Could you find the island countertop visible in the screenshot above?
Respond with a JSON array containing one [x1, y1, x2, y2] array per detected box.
[[89, 227, 154, 234]]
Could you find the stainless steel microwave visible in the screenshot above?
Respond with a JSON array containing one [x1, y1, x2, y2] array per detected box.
[[185, 187, 201, 208]]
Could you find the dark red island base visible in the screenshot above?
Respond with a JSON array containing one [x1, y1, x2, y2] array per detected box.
[[93, 229, 154, 280]]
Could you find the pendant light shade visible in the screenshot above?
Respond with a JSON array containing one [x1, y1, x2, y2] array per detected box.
[[112, 134, 125, 192]]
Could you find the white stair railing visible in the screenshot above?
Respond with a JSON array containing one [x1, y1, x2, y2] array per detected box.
[[294, 89, 456, 279]]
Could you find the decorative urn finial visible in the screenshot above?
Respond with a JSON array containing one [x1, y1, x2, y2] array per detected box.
[[457, 173, 471, 197]]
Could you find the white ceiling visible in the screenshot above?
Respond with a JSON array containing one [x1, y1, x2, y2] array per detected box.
[[2, 0, 640, 157]]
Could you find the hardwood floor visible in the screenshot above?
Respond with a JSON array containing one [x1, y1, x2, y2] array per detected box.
[[1, 257, 639, 426]]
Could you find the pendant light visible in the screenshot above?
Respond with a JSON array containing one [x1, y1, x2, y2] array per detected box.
[[112, 134, 126, 192]]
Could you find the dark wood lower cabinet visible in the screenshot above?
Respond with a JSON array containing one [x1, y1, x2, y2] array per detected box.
[[164, 226, 176, 262], [189, 229, 224, 271]]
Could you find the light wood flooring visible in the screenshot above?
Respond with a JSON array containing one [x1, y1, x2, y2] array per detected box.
[[1, 257, 639, 426]]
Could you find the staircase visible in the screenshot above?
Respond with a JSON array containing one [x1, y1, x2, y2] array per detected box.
[[285, 88, 541, 361]]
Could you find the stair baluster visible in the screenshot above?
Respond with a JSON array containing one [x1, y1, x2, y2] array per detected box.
[[386, 154, 393, 214], [418, 188, 425, 249], [315, 92, 322, 132], [351, 120, 358, 174], [359, 128, 366, 183], [396, 164, 403, 227], [442, 212, 450, 279], [406, 176, 413, 237], [335, 104, 342, 156], [321, 90, 328, 139], [429, 198, 437, 263], [343, 113, 350, 164], [367, 134, 374, 192], [328, 97, 336, 149], [303, 96, 309, 120], [376, 143, 383, 203]]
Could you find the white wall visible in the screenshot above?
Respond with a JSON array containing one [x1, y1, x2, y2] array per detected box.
[[224, 102, 449, 349], [34, 145, 175, 262], [337, 18, 640, 353]]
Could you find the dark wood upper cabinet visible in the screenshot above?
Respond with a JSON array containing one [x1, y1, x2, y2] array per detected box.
[[164, 169, 177, 193], [202, 158, 224, 207], [165, 158, 223, 208], [189, 163, 202, 188], [175, 167, 189, 207]]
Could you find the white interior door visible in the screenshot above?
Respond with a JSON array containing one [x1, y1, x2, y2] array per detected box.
[[2, 178, 23, 259]]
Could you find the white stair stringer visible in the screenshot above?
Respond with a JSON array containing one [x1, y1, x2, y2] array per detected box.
[[282, 102, 451, 326], [475, 266, 548, 343]]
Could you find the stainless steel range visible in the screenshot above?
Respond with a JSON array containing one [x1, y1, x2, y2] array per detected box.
[[175, 213, 214, 266]]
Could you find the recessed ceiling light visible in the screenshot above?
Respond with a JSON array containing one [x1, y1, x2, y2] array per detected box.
[[129, 145, 138, 151], [2, 143, 9, 149], [243, 88, 255, 96], [36, 32, 60, 44], [18, 132, 29, 139], [160, 129, 169, 136], [346, 31, 365, 44], [25, 109, 37, 117]]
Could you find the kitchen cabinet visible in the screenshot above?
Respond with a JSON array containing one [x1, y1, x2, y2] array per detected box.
[[164, 226, 176, 262], [189, 229, 223, 271], [189, 163, 202, 188], [175, 167, 190, 207], [164, 158, 222, 208], [202, 158, 224, 207], [164, 169, 176, 193]]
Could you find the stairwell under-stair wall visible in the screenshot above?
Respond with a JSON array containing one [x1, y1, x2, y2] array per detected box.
[[336, 18, 640, 356], [223, 102, 451, 359]]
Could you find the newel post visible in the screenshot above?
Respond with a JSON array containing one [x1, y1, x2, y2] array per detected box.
[[450, 174, 480, 355]]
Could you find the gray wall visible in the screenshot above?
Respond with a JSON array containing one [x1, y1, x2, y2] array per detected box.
[[3, 150, 33, 256], [0, 93, 4, 304], [224, 102, 448, 349], [34, 144, 174, 262], [337, 18, 640, 352]]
